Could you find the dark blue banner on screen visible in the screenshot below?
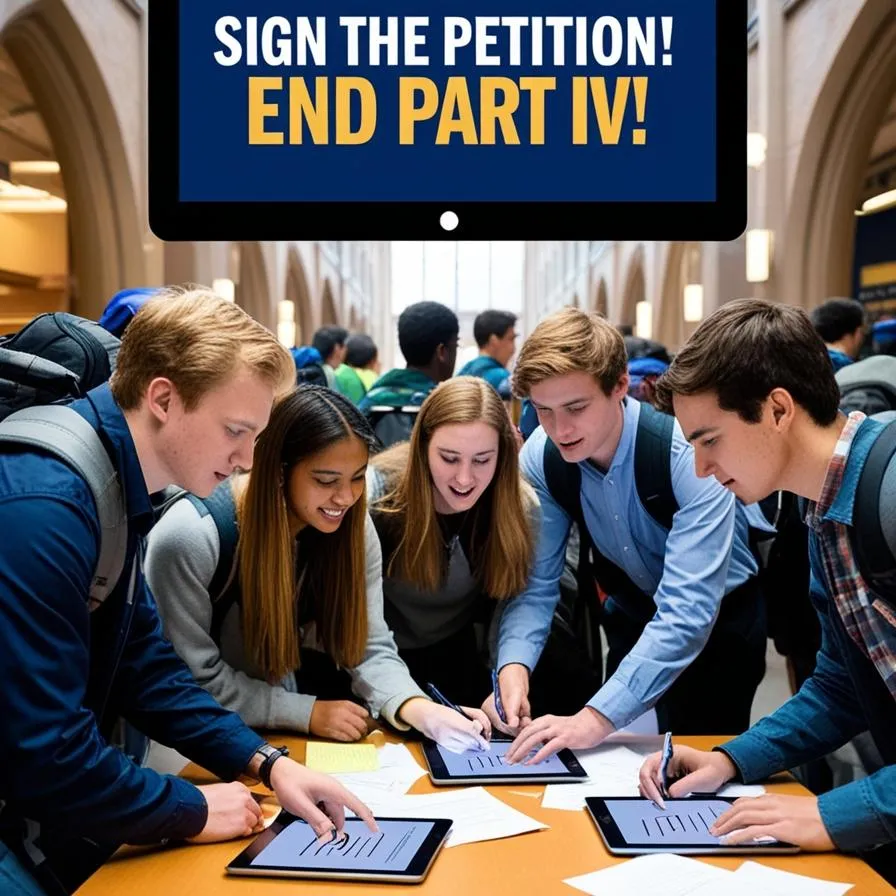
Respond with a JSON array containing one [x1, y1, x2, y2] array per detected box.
[[148, 1, 745, 239]]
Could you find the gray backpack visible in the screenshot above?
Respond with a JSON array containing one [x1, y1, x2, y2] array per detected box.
[[836, 355, 896, 417], [0, 405, 147, 764], [0, 404, 129, 610]]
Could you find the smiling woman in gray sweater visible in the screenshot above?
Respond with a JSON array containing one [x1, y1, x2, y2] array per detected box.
[[145, 385, 491, 752]]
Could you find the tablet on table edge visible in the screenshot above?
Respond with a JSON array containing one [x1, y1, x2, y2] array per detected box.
[[226, 811, 453, 883], [584, 796, 800, 856], [422, 737, 588, 785]]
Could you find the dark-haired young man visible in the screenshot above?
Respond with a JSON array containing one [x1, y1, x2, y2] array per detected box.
[[458, 310, 517, 400], [809, 297, 865, 372], [359, 301, 459, 447], [639, 298, 896, 881]]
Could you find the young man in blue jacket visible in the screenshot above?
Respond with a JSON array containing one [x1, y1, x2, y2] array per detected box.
[[485, 308, 770, 764], [0, 288, 375, 896], [638, 299, 896, 881]]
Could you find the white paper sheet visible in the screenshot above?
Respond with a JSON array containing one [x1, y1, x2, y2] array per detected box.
[[336, 743, 428, 808], [563, 853, 732, 896], [352, 786, 547, 847], [731, 861, 854, 895]]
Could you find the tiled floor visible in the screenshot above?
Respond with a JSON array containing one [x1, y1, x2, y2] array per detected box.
[[145, 640, 796, 778]]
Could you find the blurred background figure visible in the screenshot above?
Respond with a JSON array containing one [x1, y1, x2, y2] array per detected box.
[[810, 297, 866, 371], [335, 333, 380, 404], [97, 287, 160, 338]]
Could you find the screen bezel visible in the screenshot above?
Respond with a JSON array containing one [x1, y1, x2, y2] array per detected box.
[[226, 812, 453, 879], [423, 738, 588, 783], [148, 1, 746, 240], [584, 796, 800, 854]]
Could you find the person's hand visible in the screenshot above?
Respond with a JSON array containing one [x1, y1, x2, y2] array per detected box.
[[400, 698, 491, 753], [481, 663, 531, 736], [309, 700, 370, 742], [710, 794, 834, 851], [638, 746, 736, 808], [188, 782, 264, 843], [504, 707, 613, 765], [269, 758, 378, 844]]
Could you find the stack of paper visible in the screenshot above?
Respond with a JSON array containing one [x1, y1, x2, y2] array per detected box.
[[335, 743, 428, 806], [352, 786, 548, 848], [542, 738, 764, 811], [563, 854, 854, 896]]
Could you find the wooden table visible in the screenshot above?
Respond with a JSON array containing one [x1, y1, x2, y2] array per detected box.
[[76, 735, 895, 895]]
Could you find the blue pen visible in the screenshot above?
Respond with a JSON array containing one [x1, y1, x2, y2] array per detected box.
[[491, 668, 508, 724], [659, 731, 674, 799], [425, 682, 476, 723]]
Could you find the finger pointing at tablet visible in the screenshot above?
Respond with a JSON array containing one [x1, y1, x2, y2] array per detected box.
[[268, 758, 379, 840]]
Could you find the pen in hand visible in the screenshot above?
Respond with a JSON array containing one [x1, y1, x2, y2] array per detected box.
[[491, 668, 508, 725], [425, 682, 476, 722], [656, 730, 674, 809], [425, 683, 490, 752]]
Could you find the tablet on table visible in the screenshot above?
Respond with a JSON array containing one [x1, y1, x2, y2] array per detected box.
[[584, 796, 800, 856], [227, 811, 452, 883], [422, 737, 587, 785]]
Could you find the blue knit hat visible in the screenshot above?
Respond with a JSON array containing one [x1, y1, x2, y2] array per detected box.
[[98, 287, 160, 337], [872, 319, 896, 346]]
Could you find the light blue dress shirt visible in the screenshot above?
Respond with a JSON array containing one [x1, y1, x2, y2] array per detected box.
[[497, 397, 768, 729]]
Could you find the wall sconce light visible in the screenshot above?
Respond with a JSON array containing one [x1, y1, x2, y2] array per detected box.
[[212, 278, 235, 302], [747, 132, 767, 169], [683, 283, 704, 322], [745, 229, 773, 283], [635, 301, 653, 340], [859, 188, 896, 216], [277, 300, 296, 348]]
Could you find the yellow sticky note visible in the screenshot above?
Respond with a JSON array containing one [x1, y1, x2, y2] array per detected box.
[[304, 742, 379, 773]]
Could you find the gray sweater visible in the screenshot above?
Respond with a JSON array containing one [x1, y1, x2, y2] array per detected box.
[[144, 489, 427, 733], [366, 468, 541, 653]]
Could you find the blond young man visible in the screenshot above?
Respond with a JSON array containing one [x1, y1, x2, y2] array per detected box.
[[0, 289, 375, 896], [637, 299, 896, 882], [487, 307, 770, 765]]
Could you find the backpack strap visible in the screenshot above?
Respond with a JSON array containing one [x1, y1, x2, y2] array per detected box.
[[541, 401, 678, 622], [0, 404, 126, 610], [184, 486, 241, 642], [633, 402, 678, 529], [852, 422, 896, 595]]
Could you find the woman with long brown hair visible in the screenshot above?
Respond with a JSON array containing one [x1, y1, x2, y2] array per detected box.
[[368, 376, 540, 708], [145, 385, 490, 751]]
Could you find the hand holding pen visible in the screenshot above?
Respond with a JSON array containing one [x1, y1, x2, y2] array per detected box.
[[637, 738, 740, 810], [412, 683, 491, 753], [486, 665, 532, 735]]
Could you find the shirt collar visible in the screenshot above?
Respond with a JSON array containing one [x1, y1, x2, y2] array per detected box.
[[805, 411, 869, 528], [592, 396, 637, 474]]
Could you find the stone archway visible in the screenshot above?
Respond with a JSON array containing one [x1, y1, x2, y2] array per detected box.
[[285, 247, 313, 345], [321, 278, 339, 325], [235, 242, 272, 329], [658, 242, 701, 350], [782, 0, 896, 308], [1, 0, 145, 319], [620, 246, 646, 327]]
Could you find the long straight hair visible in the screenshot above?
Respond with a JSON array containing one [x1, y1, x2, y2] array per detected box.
[[371, 376, 534, 597], [237, 386, 379, 681]]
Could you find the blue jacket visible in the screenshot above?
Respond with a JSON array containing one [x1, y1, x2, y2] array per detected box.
[[721, 417, 896, 852], [0, 385, 263, 877], [457, 355, 511, 399]]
